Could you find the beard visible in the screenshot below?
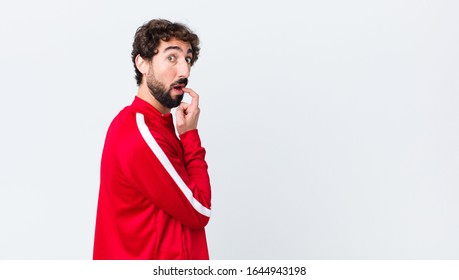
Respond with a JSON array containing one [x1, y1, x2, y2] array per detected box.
[[146, 73, 187, 109]]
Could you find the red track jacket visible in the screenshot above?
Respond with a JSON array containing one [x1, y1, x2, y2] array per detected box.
[[93, 97, 212, 259]]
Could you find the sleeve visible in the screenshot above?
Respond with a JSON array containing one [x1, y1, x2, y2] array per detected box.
[[121, 113, 211, 229]]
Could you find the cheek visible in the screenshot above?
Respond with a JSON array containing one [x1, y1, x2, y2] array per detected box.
[[154, 65, 176, 83], [164, 71, 178, 85]]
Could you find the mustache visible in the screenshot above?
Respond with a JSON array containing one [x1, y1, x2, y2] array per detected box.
[[171, 78, 188, 87]]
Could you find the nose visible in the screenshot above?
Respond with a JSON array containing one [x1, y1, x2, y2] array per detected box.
[[177, 61, 190, 78], [177, 59, 190, 79]]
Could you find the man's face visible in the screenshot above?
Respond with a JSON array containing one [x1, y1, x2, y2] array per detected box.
[[146, 38, 193, 109]]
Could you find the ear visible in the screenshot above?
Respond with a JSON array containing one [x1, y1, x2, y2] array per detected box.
[[135, 54, 150, 75]]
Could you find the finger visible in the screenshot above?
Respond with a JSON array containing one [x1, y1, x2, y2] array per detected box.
[[183, 88, 199, 108], [179, 101, 190, 110]]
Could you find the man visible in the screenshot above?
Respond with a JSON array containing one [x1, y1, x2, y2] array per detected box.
[[93, 19, 212, 260]]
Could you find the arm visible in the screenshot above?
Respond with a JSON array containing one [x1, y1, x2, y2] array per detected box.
[[122, 92, 211, 229], [175, 89, 211, 210]]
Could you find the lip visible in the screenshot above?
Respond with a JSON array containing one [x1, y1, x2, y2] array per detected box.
[[172, 83, 185, 88], [172, 85, 185, 94]]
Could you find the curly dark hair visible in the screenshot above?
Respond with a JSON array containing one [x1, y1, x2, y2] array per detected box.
[[131, 19, 200, 86]]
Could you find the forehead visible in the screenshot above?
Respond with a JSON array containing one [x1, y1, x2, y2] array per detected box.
[[157, 38, 192, 54]]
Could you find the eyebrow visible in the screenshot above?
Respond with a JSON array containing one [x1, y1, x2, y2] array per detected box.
[[163, 46, 193, 54]]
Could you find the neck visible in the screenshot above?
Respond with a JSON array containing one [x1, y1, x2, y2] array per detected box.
[[136, 84, 170, 115]]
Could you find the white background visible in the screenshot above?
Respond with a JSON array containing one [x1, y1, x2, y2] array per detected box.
[[0, 0, 458, 259]]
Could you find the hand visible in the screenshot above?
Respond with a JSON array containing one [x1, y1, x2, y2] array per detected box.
[[176, 88, 200, 135]]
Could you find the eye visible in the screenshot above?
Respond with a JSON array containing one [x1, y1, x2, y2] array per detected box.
[[167, 55, 176, 62], [185, 57, 192, 64]]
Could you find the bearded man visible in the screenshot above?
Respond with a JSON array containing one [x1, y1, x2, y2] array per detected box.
[[93, 19, 212, 260]]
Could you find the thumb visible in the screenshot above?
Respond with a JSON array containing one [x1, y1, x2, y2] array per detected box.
[[175, 102, 188, 118], [179, 102, 190, 113]]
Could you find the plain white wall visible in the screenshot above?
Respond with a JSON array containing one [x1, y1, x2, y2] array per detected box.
[[0, 0, 458, 259]]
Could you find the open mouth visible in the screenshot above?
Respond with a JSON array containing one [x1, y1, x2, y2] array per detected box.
[[171, 78, 188, 94], [172, 84, 185, 93]]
